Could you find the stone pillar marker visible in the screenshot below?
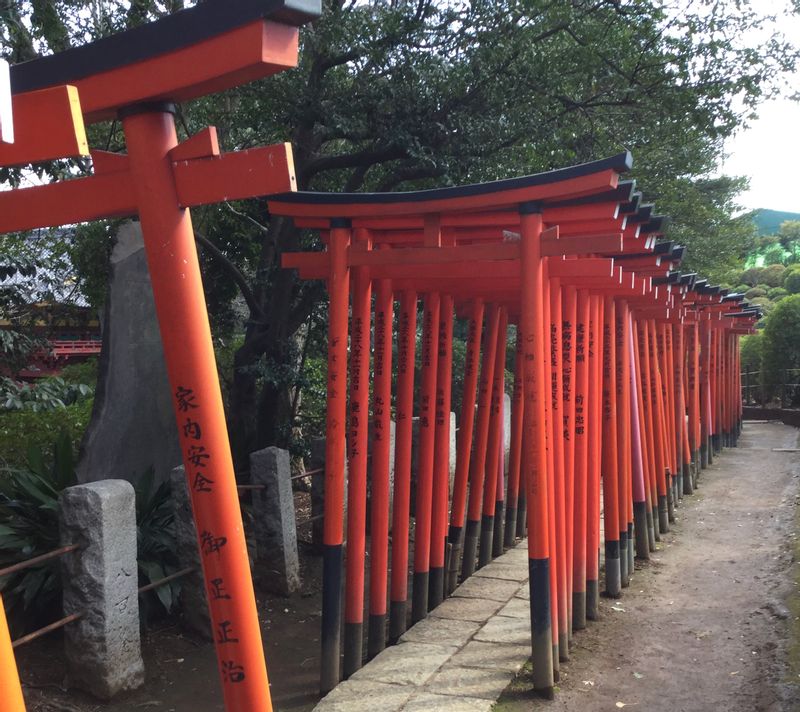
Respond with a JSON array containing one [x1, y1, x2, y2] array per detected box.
[[251, 446, 302, 596], [170, 465, 211, 638], [59, 480, 144, 699]]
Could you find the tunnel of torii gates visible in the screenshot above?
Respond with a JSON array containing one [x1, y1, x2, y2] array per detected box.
[[269, 160, 758, 698], [0, 1, 759, 710]]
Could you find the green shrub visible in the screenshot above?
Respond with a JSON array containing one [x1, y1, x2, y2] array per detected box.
[[762, 295, 800, 402], [740, 267, 765, 286], [735, 284, 750, 294], [0, 376, 93, 412], [740, 332, 763, 372], [784, 270, 800, 294], [59, 357, 99, 387], [0, 399, 93, 468], [750, 297, 774, 316], [0, 431, 77, 636], [762, 263, 787, 286], [0, 432, 180, 637], [768, 287, 789, 301], [745, 287, 767, 299]]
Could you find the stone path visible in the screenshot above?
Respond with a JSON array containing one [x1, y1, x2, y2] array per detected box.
[[314, 543, 532, 712]]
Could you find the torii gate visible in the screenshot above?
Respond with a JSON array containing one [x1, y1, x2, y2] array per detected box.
[[0, 3, 320, 711]]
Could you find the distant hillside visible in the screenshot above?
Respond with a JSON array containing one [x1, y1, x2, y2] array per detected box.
[[752, 208, 800, 236]]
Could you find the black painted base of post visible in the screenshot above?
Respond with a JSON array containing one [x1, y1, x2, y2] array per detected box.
[[367, 614, 386, 660], [648, 506, 659, 546], [504, 504, 518, 548], [516, 493, 527, 538], [320, 543, 343, 694], [604, 540, 621, 597], [658, 494, 669, 533], [343, 622, 363, 679], [492, 504, 505, 558], [700, 441, 708, 470], [446, 524, 463, 595], [633, 502, 650, 559], [478, 514, 495, 568], [529, 558, 554, 698], [666, 477, 676, 523], [693, 450, 700, 487], [572, 590, 587, 630], [683, 462, 694, 495], [461, 519, 480, 580], [586, 577, 599, 620], [428, 566, 445, 611], [627, 523, 635, 573], [411, 571, 429, 624], [620, 532, 629, 587], [388, 600, 407, 643]]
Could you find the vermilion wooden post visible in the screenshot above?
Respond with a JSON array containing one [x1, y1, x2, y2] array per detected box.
[[699, 319, 710, 470], [561, 286, 578, 634], [632, 318, 657, 552], [430, 293, 454, 609], [504, 331, 524, 547], [368, 275, 393, 658], [638, 318, 661, 545], [0, 595, 25, 712], [689, 321, 701, 488], [601, 295, 621, 597], [462, 305, 501, 579], [586, 295, 604, 620], [519, 205, 554, 698], [389, 290, 418, 640], [412, 292, 441, 622], [629, 313, 650, 559], [663, 322, 678, 515], [616, 300, 634, 584], [121, 107, 272, 711], [541, 274, 560, 671], [479, 308, 509, 567], [343, 236, 372, 678], [448, 299, 485, 592], [648, 320, 670, 534], [572, 289, 591, 629], [549, 278, 569, 659]]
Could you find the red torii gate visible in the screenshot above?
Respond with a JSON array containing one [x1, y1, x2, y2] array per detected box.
[[270, 156, 758, 700], [0, 3, 319, 711]]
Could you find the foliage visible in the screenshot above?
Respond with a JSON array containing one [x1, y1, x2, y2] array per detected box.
[[785, 268, 800, 295], [134, 470, 181, 618], [763, 244, 787, 266], [762, 295, 800, 402], [0, 431, 76, 635], [740, 332, 763, 372], [0, 398, 93, 468], [762, 264, 787, 287], [768, 287, 789, 301], [0, 430, 180, 636], [58, 357, 99, 387], [745, 287, 767, 300], [0, 376, 92, 412], [740, 267, 766, 287], [2, 0, 799, 463]]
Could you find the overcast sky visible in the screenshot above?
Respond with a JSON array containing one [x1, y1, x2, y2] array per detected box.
[[718, 2, 800, 213]]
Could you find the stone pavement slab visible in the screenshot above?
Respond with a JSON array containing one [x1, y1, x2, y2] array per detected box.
[[312, 539, 532, 712]]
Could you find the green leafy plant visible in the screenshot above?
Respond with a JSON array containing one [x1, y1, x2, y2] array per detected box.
[[0, 376, 93, 412], [135, 469, 181, 618], [0, 431, 76, 636]]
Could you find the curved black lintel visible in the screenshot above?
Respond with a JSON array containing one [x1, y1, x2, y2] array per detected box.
[[270, 152, 633, 208], [11, 0, 321, 94]]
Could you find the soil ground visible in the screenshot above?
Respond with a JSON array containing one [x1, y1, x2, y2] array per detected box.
[[17, 421, 800, 712], [495, 421, 800, 712]]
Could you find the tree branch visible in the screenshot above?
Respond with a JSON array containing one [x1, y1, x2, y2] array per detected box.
[[194, 231, 265, 322]]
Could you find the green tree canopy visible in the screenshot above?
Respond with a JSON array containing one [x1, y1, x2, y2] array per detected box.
[[2, 0, 799, 461]]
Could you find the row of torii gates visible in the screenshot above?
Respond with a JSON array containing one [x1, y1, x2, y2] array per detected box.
[[0, 2, 758, 711]]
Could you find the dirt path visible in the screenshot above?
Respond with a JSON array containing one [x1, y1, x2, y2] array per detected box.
[[497, 421, 800, 712]]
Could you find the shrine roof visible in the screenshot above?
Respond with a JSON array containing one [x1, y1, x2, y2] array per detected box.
[[11, 0, 320, 95], [268, 152, 633, 218]]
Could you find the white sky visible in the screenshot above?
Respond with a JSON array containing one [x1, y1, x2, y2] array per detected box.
[[718, 2, 800, 212]]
